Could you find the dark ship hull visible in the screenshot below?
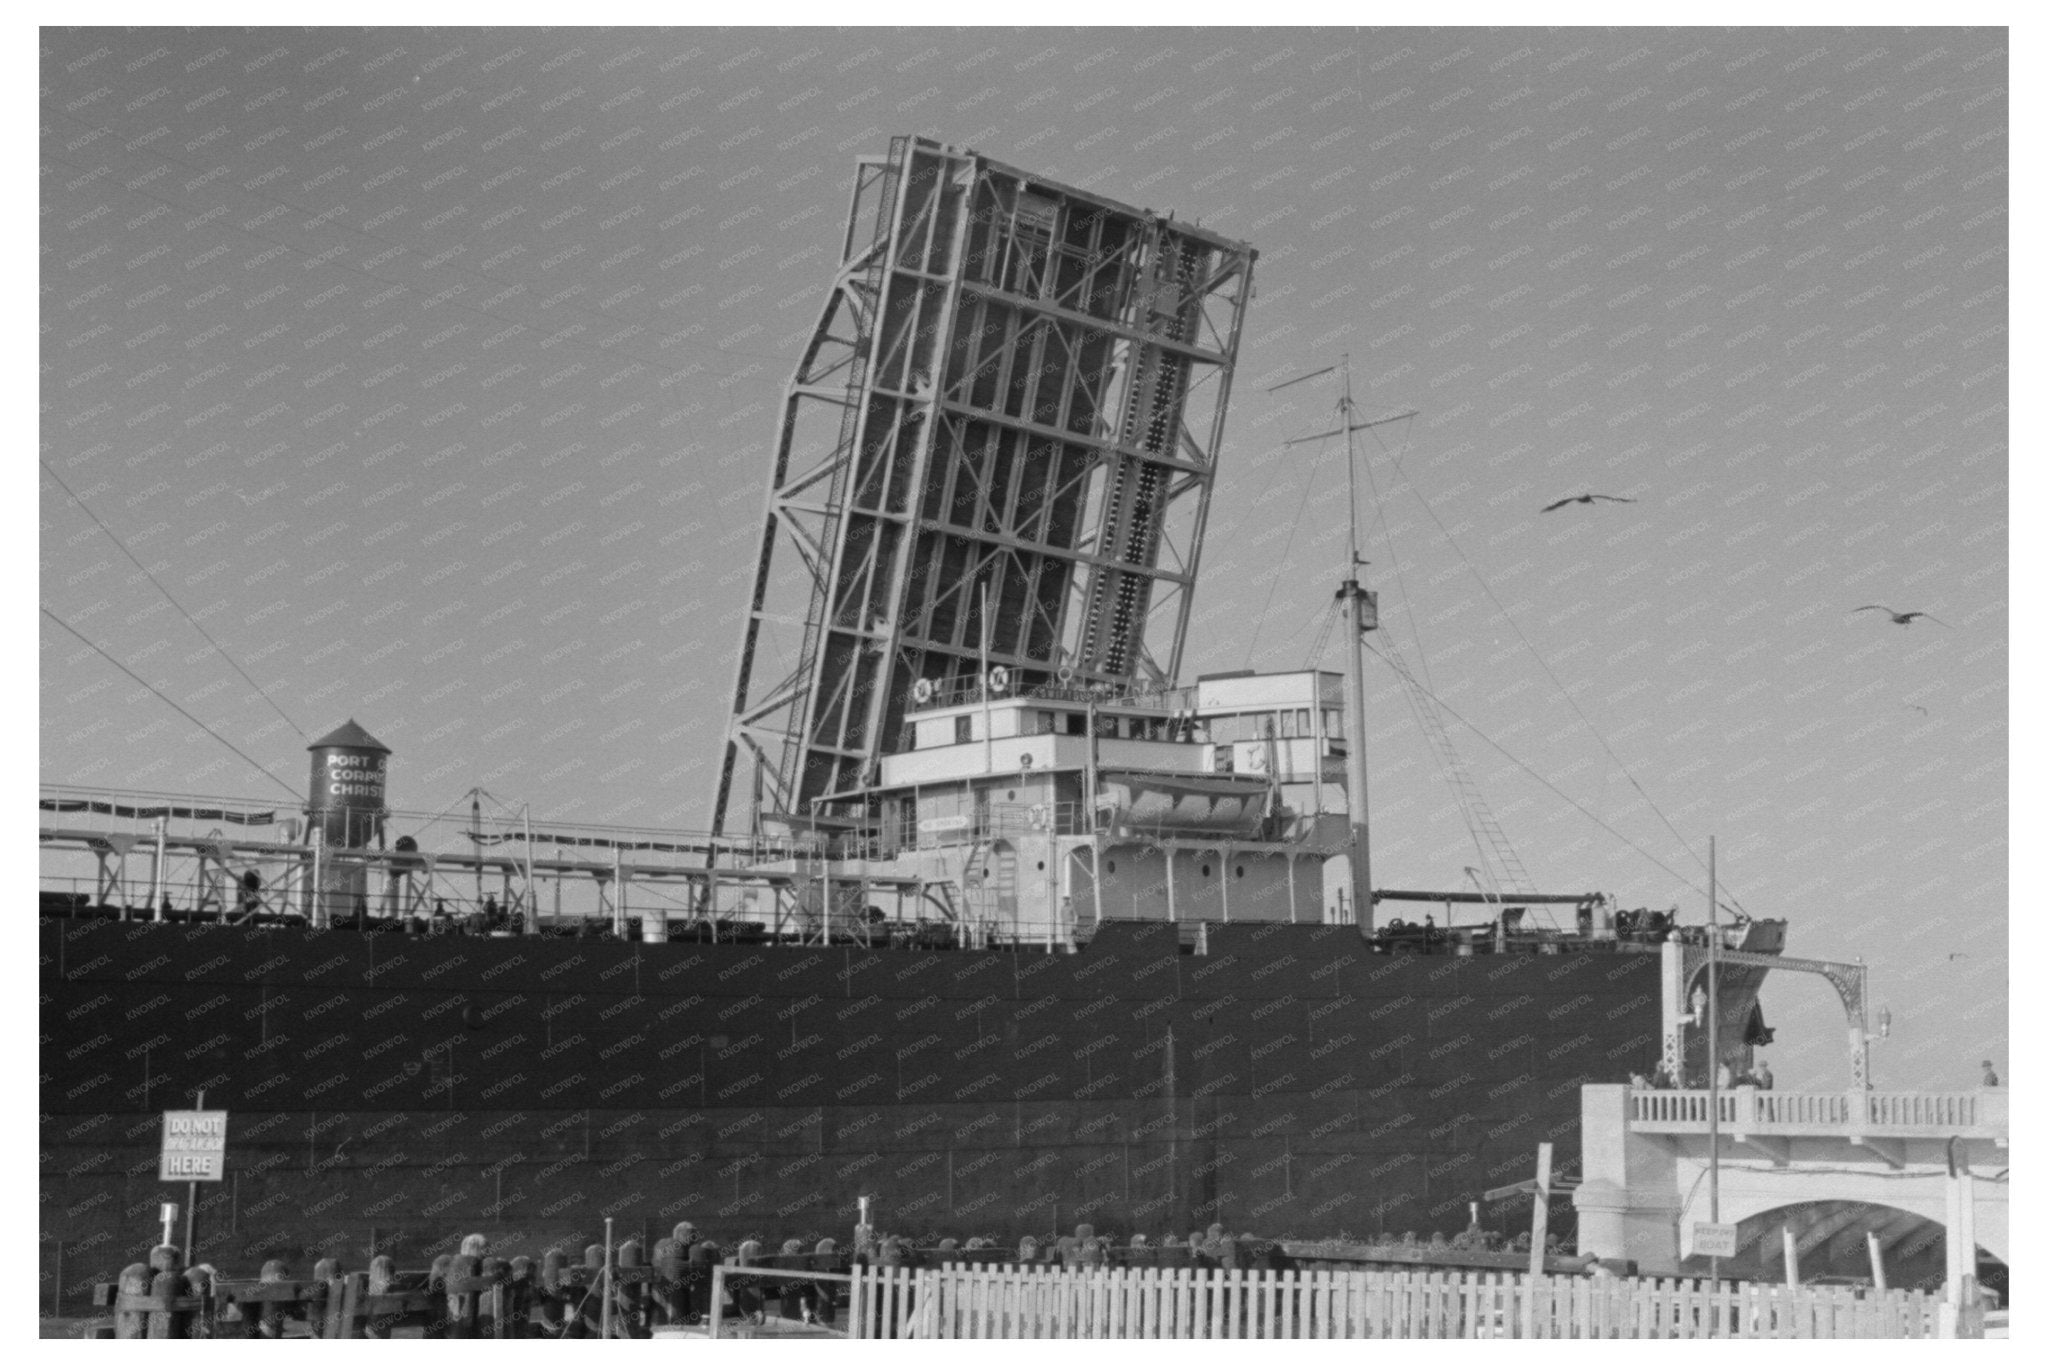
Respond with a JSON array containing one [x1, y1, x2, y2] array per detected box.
[[40, 911, 1671, 1309]]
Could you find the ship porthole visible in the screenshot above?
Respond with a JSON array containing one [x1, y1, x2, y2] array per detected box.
[[1200, 864, 1211, 877], [1235, 865, 1245, 879], [1105, 860, 1116, 874], [1036, 861, 1045, 871]]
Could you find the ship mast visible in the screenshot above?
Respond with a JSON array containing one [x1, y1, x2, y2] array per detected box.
[[1277, 358, 1410, 934], [1336, 357, 1377, 934]]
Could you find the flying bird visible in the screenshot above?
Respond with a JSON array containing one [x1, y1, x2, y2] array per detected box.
[[1853, 606, 1950, 628], [1903, 704, 1929, 716], [1541, 493, 1635, 512]]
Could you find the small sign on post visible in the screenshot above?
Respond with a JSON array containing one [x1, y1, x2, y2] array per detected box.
[[1694, 1222, 1739, 1259], [159, 1110, 229, 1182]]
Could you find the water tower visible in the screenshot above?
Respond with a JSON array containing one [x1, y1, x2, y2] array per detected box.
[[305, 719, 389, 924]]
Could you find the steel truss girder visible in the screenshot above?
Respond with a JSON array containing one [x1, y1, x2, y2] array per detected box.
[[714, 136, 1255, 832]]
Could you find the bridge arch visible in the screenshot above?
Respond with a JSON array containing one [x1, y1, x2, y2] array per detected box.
[[1701, 1198, 2008, 1295]]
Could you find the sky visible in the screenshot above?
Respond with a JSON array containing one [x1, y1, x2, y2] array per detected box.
[[36, 25, 2007, 1092]]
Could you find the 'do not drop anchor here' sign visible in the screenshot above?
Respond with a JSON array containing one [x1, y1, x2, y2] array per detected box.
[[159, 1110, 228, 1182]]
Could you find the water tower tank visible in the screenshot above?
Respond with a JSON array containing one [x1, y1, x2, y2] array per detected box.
[[305, 720, 390, 925], [306, 718, 390, 848]]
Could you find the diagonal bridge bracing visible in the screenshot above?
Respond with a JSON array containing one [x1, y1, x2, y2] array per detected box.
[[714, 136, 1256, 834]]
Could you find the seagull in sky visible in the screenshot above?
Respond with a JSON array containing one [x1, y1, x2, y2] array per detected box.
[[1903, 704, 1929, 716], [1541, 493, 1635, 512], [1853, 606, 1950, 628]]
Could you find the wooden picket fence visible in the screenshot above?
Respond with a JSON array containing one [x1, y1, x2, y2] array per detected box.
[[897, 1264, 1957, 1339], [89, 1257, 1975, 1339]]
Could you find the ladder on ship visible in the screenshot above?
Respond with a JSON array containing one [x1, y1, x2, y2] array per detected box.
[[1307, 601, 1536, 903], [1377, 633, 1537, 901]]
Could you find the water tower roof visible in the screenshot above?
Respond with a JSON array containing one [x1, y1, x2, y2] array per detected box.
[[307, 718, 390, 753]]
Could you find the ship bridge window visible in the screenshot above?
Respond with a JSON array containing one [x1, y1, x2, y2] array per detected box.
[[1066, 713, 1086, 736], [955, 715, 973, 745], [1323, 708, 1343, 738]]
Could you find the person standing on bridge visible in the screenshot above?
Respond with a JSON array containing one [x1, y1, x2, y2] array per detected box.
[[1981, 1060, 2000, 1087], [1755, 1058, 1773, 1090]]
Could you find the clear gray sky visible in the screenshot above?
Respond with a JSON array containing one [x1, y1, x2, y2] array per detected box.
[[38, 26, 2006, 1091]]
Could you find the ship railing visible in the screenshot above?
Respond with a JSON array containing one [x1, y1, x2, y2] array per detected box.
[[40, 861, 550, 928], [1629, 1088, 2008, 1140], [900, 802, 1290, 849], [39, 856, 1055, 954], [41, 797, 915, 931], [906, 678, 1200, 714]]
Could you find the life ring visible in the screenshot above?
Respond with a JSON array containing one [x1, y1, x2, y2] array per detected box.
[[987, 666, 1010, 694], [1057, 665, 1075, 685], [912, 678, 935, 705]]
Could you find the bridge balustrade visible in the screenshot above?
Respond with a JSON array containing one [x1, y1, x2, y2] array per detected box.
[[1628, 1089, 2006, 1140]]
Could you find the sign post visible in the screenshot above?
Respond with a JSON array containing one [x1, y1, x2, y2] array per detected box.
[[160, 1093, 227, 1264], [1521, 1141, 1552, 1339], [1707, 836, 1721, 1290]]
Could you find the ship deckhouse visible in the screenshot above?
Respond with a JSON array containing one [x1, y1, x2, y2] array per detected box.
[[806, 670, 1355, 942]]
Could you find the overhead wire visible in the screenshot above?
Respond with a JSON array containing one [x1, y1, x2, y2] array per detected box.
[[40, 99, 787, 797], [1363, 638, 1714, 901], [40, 605, 303, 802], [1338, 405, 1537, 909], [41, 458, 307, 741], [1241, 425, 1338, 666], [1367, 422, 1752, 920]]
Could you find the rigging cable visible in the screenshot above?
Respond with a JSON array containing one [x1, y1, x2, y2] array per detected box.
[[1303, 596, 1343, 670], [1367, 423, 1752, 920], [1241, 426, 1340, 667], [1345, 410, 1545, 914], [1363, 638, 1715, 901], [40, 605, 303, 802], [41, 458, 307, 741]]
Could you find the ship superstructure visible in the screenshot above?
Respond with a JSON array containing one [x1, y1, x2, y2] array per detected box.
[[764, 668, 1352, 945]]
